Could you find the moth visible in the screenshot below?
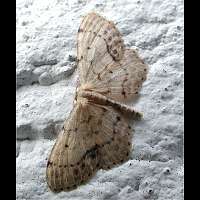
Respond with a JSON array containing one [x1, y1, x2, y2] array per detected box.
[[46, 12, 147, 192]]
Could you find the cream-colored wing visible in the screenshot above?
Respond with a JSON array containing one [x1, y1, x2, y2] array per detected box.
[[91, 104, 133, 169], [46, 103, 103, 192], [46, 101, 133, 192], [90, 49, 148, 102], [77, 12, 125, 84], [77, 12, 147, 102]]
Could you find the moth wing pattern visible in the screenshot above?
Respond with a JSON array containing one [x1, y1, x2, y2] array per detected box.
[[46, 102, 133, 192], [46, 12, 148, 193], [77, 12, 147, 102], [91, 49, 148, 102], [77, 12, 125, 84], [93, 105, 133, 169], [46, 103, 101, 192]]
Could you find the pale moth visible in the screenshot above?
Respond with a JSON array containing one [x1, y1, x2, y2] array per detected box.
[[46, 12, 148, 192]]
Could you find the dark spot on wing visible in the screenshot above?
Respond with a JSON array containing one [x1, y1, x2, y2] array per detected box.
[[116, 116, 121, 121], [47, 161, 53, 167], [86, 147, 98, 159], [96, 163, 100, 168], [87, 115, 93, 123], [113, 49, 117, 54], [94, 130, 99, 135], [81, 163, 85, 169], [73, 168, 79, 176], [78, 28, 83, 33], [97, 73, 101, 80], [122, 90, 126, 98]]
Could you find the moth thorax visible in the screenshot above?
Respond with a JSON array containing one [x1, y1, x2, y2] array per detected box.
[[76, 83, 94, 107], [76, 96, 89, 108]]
